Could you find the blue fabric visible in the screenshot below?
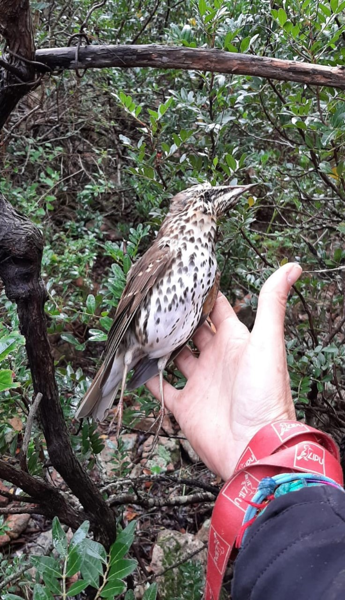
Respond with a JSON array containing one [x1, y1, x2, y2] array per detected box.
[[240, 473, 344, 544], [232, 485, 345, 600]]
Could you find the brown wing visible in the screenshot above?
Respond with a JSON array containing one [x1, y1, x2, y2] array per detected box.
[[198, 269, 220, 327], [100, 241, 172, 384]]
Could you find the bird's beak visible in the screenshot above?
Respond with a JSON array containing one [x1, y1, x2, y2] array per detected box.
[[212, 184, 256, 216]]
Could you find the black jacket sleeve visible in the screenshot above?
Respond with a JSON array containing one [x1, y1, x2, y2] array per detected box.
[[232, 485, 345, 600]]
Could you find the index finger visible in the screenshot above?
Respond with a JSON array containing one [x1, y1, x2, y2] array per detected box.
[[210, 292, 240, 328]]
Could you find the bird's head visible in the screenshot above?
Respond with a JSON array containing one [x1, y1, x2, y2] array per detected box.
[[168, 182, 255, 218]]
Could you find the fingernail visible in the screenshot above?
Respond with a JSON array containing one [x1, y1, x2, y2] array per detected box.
[[287, 263, 302, 285]]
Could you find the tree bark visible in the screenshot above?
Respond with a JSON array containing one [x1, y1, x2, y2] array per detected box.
[[0, 197, 117, 548], [0, 0, 37, 129], [35, 44, 345, 89], [0, 459, 82, 528]]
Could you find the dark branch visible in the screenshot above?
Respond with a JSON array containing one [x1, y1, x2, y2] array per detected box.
[[35, 44, 345, 89], [0, 196, 117, 548], [0, 459, 80, 527], [0, 0, 37, 129]]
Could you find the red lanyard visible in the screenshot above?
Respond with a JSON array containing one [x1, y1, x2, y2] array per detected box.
[[205, 420, 343, 600]]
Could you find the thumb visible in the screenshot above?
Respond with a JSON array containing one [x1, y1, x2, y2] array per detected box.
[[251, 263, 302, 343]]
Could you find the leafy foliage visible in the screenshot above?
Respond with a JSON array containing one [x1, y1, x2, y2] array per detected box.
[[2, 518, 157, 600]]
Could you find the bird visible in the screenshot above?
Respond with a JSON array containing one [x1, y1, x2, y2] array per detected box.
[[76, 182, 254, 436]]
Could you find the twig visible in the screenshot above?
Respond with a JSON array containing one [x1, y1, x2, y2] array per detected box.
[[6, 49, 52, 73], [108, 491, 215, 508], [2, 104, 40, 144], [80, 0, 107, 33], [131, 0, 161, 44], [143, 543, 207, 583], [239, 227, 318, 346], [20, 392, 42, 471], [36, 168, 83, 205], [0, 56, 24, 78], [0, 488, 35, 502], [0, 528, 55, 592], [323, 316, 345, 347], [0, 505, 44, 514], [0, 563, 30, 592], [303, 265, 345, 274], [101, 474, 219, 495]]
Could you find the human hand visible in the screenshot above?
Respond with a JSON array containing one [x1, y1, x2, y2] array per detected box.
[[146, 262, 302, 480]]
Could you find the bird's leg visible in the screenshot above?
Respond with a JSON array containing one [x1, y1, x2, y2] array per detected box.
[[109, 351, 132, 437], [148, 355, 169, 450]]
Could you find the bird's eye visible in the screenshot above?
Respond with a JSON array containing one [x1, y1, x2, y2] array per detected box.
[[203, 190, 211, 204]]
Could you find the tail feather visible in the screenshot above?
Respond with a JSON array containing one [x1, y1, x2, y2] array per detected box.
[[76, 358, 123, 421], [127, 357, 159, 391], [91, 382, 121, 422]]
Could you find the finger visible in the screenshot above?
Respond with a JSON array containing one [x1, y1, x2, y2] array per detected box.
[[252, 263, 302, 342], [145, 375, 178, 413], [192, 320, 215, 350], [210, 292, 239, 329], [173, 345, 198, 377]]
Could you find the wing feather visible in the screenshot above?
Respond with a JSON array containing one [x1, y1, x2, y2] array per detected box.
[[100, 242, 172, 384]]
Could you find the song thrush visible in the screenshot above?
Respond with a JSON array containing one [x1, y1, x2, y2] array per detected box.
[[76, 182, 254, 434]]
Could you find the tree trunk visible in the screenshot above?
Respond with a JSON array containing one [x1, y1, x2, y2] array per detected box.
[[0, 0, 37, 129], [0, 197, 117, 548]]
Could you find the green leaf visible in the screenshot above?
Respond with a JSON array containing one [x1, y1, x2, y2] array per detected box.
[[67, 579, 88, 596], [86, 294, 96, 314], [52, 517, 68, 556], [31, 556, 61, 579], [0, 333, 24, 362], [100, 579, 127, 597], [319, 2, 331, 16], [3, 595, 26, 600], [199, 0, 207, 16], [110, 541, 131, 564], [336, 222, 345, 234], [109, 558, 137, 580], [333, 247, 343, 262], [143, 583, 158, 600], [240, 36, 250, 53], [60, 332, 80, 346], [42, 572, 61, 595], [277, 8, 287, 26], [225, 154, 236, 171], [83, 538, 107, 563], [70, 520, 89, 548], [0, 369, 20, 392], [116, 520, 137, 546], [157, 98, 173, 119], [88, 329, 108, 342], [66, 546, 83, 577], [143, 166, 155, 180], [33, 584, 54, 600], [99, 316, 113, 332], [125, 591, 136, 600], [123, 254, 132, 274], [80, 539, 107, 587]]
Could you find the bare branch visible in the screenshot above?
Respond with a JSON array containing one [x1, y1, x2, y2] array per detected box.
[[35, 44, 345, 89], [108, 491, 215, 507], [20, 392, 42, 471]]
